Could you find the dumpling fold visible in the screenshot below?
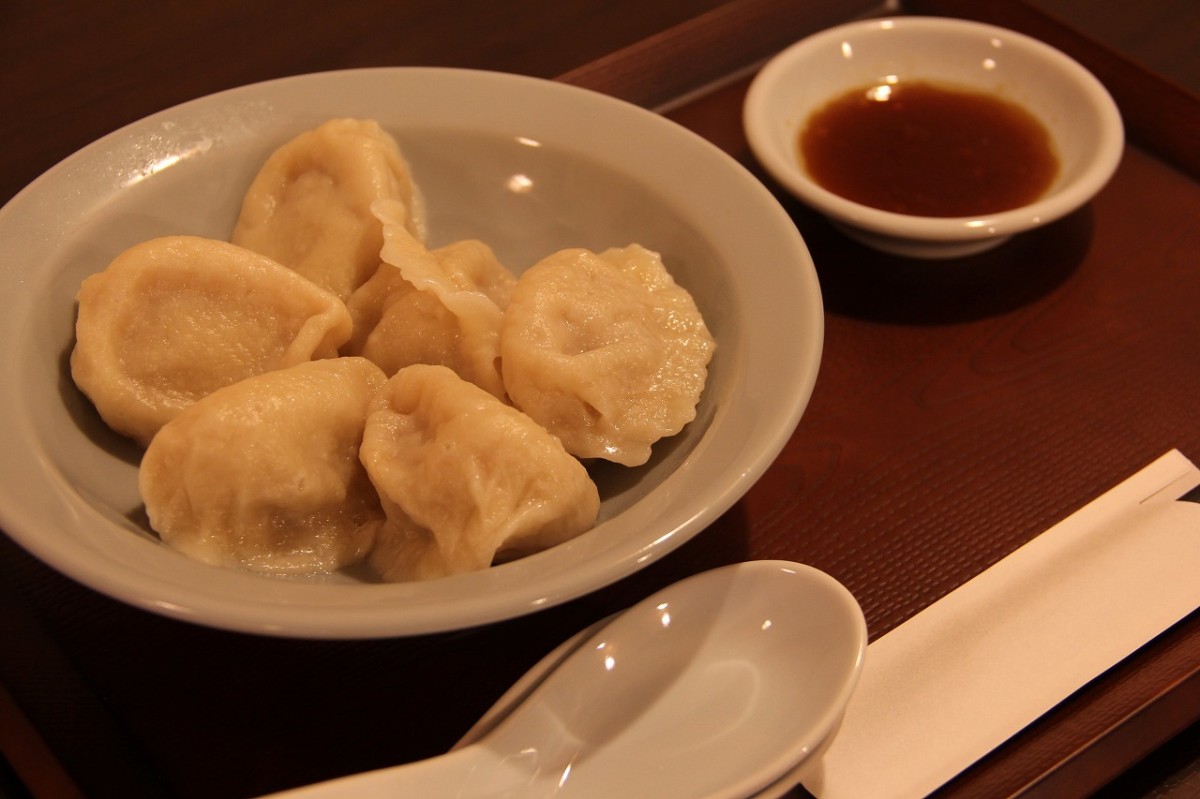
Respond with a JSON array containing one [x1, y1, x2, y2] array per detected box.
[[360, 364, 599, 581], [499, 244, 715, 466], [231, 118, 423, 301], [140, 357, 388, 575], [71, 235, 352, 446], [342, 198, 514, 399]]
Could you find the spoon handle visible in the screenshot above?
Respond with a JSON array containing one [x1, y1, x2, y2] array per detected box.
[[256, 744, 532, 799], [453, 614, 614, 750]]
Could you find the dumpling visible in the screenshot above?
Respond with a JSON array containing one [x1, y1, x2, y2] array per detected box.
[[139, 357, 387, 575], [360, 364, 599, 581], [343, 198, 515, 398], [499, 244, 715, 467], [70, 235, 353, 446], [230, 118, 423, 301]]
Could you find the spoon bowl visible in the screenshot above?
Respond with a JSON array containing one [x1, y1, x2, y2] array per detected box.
[[263, 560, 866, 798]]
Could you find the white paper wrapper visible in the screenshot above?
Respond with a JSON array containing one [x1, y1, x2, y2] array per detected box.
[[804, 449, 1200, 799]]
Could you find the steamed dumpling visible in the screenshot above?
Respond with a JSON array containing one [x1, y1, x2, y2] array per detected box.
[[231, 118, 423, 301], [499, 244, 715, 466], [139, 357, 387, 575], [343, 198, 515, 398], [70, 235, 353, 446], [360, 364, 599, 581]]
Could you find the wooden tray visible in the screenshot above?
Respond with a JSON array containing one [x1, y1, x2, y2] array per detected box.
[[2, 1, 1197, 797]]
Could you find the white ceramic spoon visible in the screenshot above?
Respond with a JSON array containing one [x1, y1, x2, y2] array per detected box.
[[260, 560, 866, 799], [453, 606, 849, 799]]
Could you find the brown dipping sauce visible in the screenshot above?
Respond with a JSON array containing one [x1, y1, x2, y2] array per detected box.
[[798, 81, 1059, 217]]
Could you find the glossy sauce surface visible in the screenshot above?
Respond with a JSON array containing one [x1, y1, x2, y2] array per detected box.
[[798, 81, 1059, 217]]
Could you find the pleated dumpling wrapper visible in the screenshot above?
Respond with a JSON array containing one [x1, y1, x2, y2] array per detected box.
[[499, 244, 715, 467], [140, 357, 387, 575], [70, 235, 352, 446], [231, 118, 424, 301], [360, 364, 600, 582], [343, 198, 515, 399]]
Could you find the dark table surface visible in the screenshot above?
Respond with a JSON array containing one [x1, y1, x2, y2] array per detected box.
[[3, 1, 1199, 797]]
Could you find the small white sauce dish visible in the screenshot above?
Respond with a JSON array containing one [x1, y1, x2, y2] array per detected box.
[[743, 16, 1125, 259]]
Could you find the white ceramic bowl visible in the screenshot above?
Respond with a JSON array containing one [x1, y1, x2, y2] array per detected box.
[[0, 68, 823, 638], [744, 16, 1124, 258]]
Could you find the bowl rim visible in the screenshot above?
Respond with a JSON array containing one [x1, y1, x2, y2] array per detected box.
[[743, 15, 1125, 243], [0, 66, 824, 638]]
